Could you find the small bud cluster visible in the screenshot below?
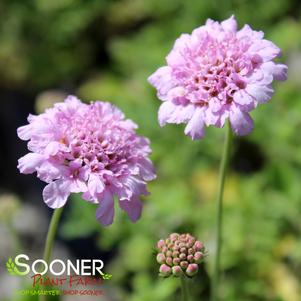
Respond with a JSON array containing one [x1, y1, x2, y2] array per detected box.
[[156, 233, 206, 278]]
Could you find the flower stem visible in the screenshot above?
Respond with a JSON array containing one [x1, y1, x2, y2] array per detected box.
[[211, 122, 232, 301], [181, 276, 189, 301], [39, 207, 64, 301]]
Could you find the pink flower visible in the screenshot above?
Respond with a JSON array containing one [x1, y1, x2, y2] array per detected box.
[[148, 15, 287, 139], [17, 96, 156, 225]]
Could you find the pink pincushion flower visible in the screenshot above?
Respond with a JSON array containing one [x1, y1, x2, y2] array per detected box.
[[17, 96, 156, 225], [148, 15, 287, 139]]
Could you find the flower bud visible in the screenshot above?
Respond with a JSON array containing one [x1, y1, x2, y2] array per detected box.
[[180, 247, 187, 254], [194, 241, 204, 251], [166, 257, 173, 266], [186, 263, 198, 277], [172, 266, 183, 277], [170, 233, 179, 241], [155, 233, 206, 278], [162, 246, 168, 253], [173, 258, 180, 265], [188, 248, 194, 255], [180, 261, 188, 269], [194, 252, 203, 263], [156, 253, 165, 264], [159, 264, 171, 277], [187, 254, 194, 262], [157, 239, 165, 249]]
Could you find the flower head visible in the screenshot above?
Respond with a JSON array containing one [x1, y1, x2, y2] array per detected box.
[[156, 233, 206, 278], [148, 15, 287, 139], [17, 96, 156, 225]]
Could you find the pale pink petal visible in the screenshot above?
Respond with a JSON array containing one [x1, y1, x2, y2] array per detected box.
[[184, 108, 205, 140], [221, 15, 237, 32], [45, 141, 68, 156], [246, 84, 274, 104], [158, 101, 177, 126], [233, 90, 254, 105], [137, 158, 156, 181], [96, 190, 115, 226], [261, 62, 288, 81], [119, 197, 142, 223], [229, 107, 254, 136], [17, 124, 33, 140], [88, 173, 105, 197], [121, 176, 149, 200], [249, 40, 281, 61], [17, 153, 46, 174], [69, 179, 87, 193], [36, 161, 61, 182], [148, 66, 174, 99], [42, 180, 71, 209]]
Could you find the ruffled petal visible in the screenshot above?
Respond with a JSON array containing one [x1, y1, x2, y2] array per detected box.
[[233, 90, 254, 106], [229, 106, 254, 136], [246, 84, 274, 104], [184, 108, 205, 140], [158, 101, 177, 126], [88, 173, 105, 198], [42, 180, 71, 209], [119, 197, 143, 223], [17, 153, 46, 174], [261, 62, 288, 81], [137, 158, 156, 181], [158, 102, 195, 126], [96, 190, 115, 226], [121, 176, 149, 200], [148, 66, 174, 99], [221, 15, 237, 32], [17, 124, 33, 141]]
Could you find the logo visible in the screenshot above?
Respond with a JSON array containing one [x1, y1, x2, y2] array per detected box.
[[6, 254, 112, 297], [6, 257, 23, 276]]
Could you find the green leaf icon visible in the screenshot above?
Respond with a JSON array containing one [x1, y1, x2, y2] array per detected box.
[[102, 273, 112, 280], [6, 257, 22, 276]]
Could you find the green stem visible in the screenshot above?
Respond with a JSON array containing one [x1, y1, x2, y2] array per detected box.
[[211, 122, 232, 301], [181, 276, 189, 301], [39, 207, 64, 301]]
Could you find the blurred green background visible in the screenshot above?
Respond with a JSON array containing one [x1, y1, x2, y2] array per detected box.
[[0, 0, 301, 301]]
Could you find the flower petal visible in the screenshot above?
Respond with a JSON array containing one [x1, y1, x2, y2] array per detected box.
[[233, 90, 254, 106], [119, 197, 142, 223], [246, 84, 274, 104], [88, 173, 105, 198], [261, 62, 288, 81], [121, 176, 149, 200], [137, 158, 156, 181], [184, 108, 205, 140], [148, 66, 174, 100], [158, 101, 195, 126], [17, 124, 33, 140], [42, 180, 71, 209], [17, 153, 46, 174], [96, 190, 115, 226], [158, 101, 177, 126], [229, 107, 254, 136], [221, 15, 237, 32]]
